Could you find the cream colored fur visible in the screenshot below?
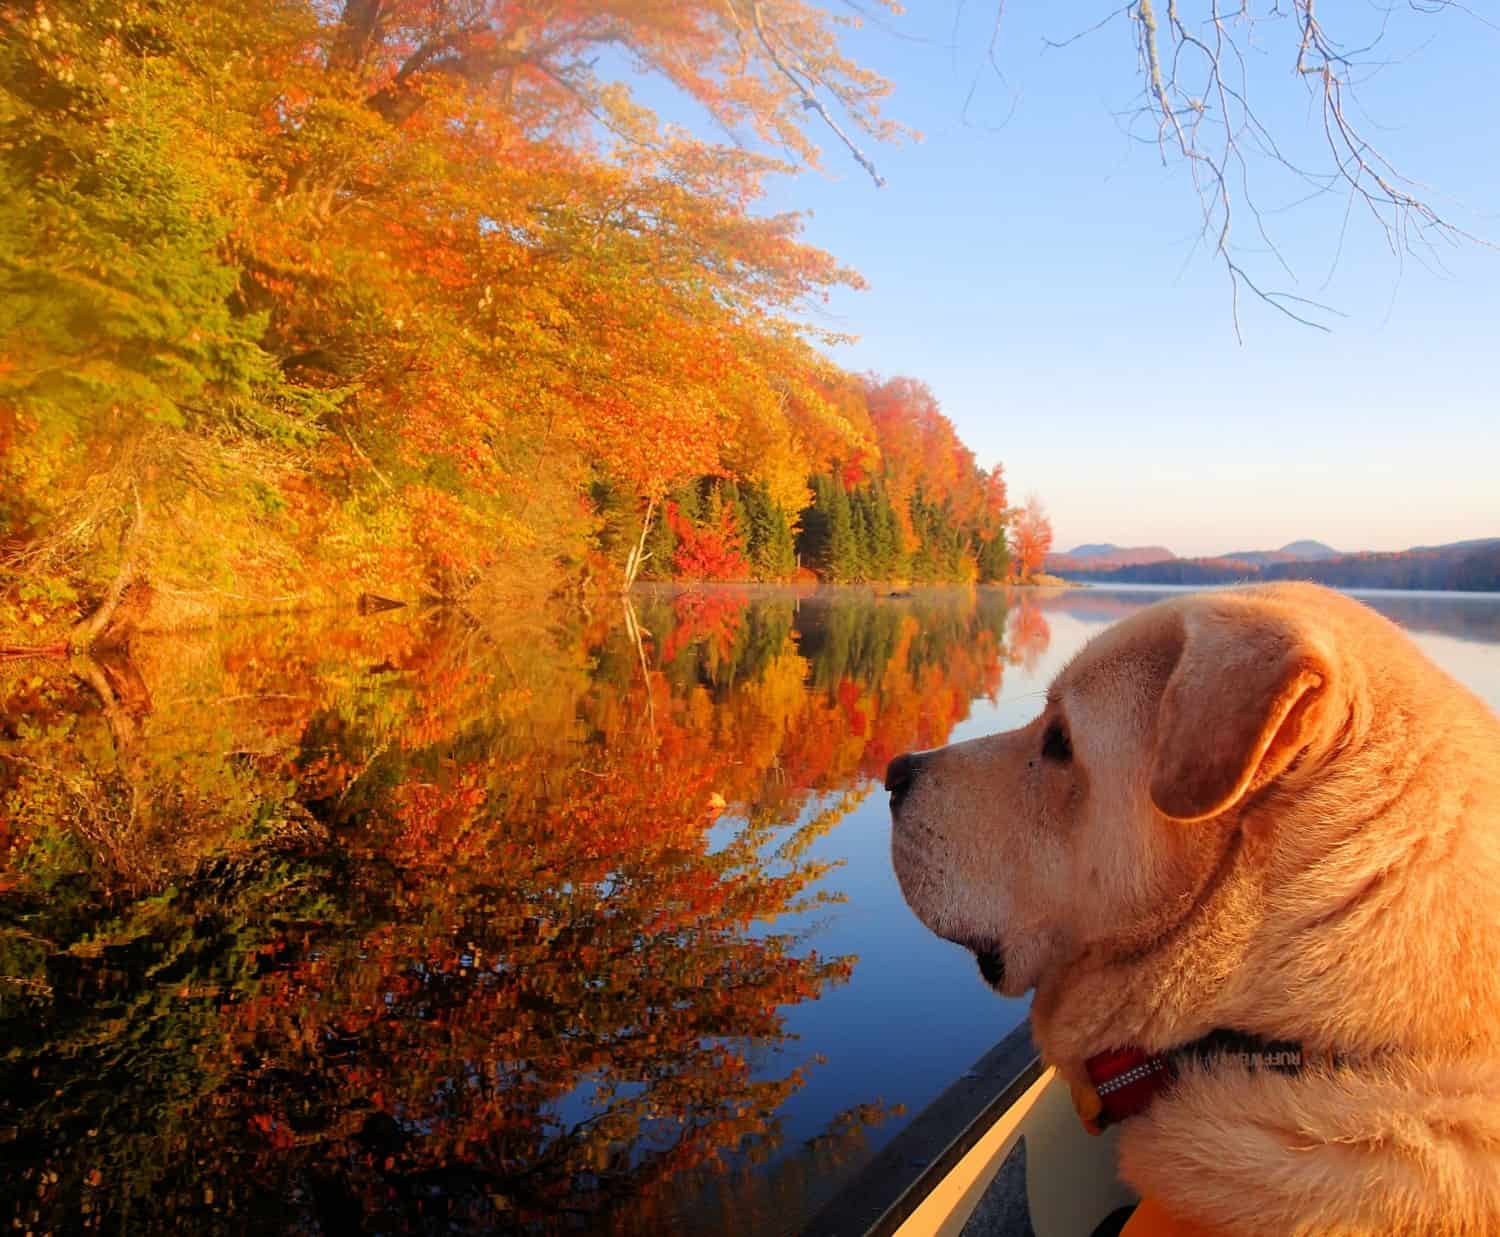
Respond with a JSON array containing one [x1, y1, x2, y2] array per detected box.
[[889, 583, 1500, 1235]]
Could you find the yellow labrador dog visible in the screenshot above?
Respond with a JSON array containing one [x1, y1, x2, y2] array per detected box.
[[888, 583, 1500, 1236]]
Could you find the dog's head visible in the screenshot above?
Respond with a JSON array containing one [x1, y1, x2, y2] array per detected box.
[[888, 586, 1348, 1000]]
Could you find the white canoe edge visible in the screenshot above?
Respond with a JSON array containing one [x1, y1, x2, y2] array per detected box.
[[893, 1067, 1136, 1237], [801, 1020, 1137, 1237]]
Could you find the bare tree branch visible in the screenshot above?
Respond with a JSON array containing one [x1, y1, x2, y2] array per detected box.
[[960, 0, 1023, 132], [737, 0, 889, 187], [1034, 0, 1489, 333]]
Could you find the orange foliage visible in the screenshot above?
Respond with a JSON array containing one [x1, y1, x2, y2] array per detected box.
[[669, 501, 749, 582], [1008, 601, 1052, 672], [1013, 496, 1055, 581], [1, 589, 1045, 1233], [862, 376, 1008, 548], [0, 0, 928, 624]]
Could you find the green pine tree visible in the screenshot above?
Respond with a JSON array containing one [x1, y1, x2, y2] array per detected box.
[[850, 494, 873, 582], [640, 495, 680, 578], [720, 479, 751, 559], [797, 474, 833, 576], [743, 482, 797, 580], [871, 482, 903, 579], [826, 479, 857, 582], [977, 531, 1011, 584]]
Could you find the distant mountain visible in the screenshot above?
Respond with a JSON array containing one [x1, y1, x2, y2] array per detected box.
[[1220, 549, 1294, 568], [1259, 539, 1500, 590], [1279, 539, 1340, 561], [1048, 538, 1500, 593], [1221, 540, 1342, 567], [1050, 544, 1177, 570]]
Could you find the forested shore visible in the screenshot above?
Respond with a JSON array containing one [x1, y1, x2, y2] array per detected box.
[[0, 1, 1045, 651], [1054, 541, 1500, 593]]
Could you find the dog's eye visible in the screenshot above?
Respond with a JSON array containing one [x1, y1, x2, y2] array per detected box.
[[1041, 722, 1072, 763]]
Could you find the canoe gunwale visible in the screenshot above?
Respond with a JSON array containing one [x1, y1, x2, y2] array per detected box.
[[800, 1018, 1043, 1237]]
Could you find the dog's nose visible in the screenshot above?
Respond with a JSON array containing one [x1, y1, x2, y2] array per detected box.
[[885, 751, 924, 796]]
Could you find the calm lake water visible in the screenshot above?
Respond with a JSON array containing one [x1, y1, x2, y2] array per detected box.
[[3, 585, 1498, 1235]]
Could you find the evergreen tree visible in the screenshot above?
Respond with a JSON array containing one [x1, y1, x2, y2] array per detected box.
[[794, 465, 1008, 586], [676, 481, 705, 528], [797, 475, 833, 574], [826, 479, 857, 582], [850, 495, 873, 582], [640, 497, 679, 579], [741, 482, 795, 580], [870, 482, 903, 580], [906, 493, 937, 582], [976, 531, 1011, 584], [720, 480, 751, 556], [770, 510, 797, 578], [735, 480, 793, 581], [701, 480, 723, 533]]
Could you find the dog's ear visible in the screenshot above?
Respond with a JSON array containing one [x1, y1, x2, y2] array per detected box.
[[1149, 607, 1330, 822]]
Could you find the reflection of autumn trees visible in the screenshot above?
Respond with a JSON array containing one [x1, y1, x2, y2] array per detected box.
[[669, 1099, 907, 1234], [1, 588, 1040, 1233], [213, 739, 853, 1233], [1008, 601, 1053, 674]]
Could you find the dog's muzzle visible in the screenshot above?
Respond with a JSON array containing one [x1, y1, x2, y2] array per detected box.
[[887, 751, 1006, 988], [885, 750, 929, 816]]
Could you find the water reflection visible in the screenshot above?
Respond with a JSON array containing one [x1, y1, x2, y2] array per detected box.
[[9, 584, 1498, 1235], [1, 586, 1033, 1235], [1034, 585, 1500, 647]]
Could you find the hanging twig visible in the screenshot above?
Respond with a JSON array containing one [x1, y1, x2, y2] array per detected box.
[[1033, 0, 1487, 334], [739, 0, 888, 187]]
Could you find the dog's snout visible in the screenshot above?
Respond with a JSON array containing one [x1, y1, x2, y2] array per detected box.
[[885, 751, 926, 809], [884, 751, 918, 793]]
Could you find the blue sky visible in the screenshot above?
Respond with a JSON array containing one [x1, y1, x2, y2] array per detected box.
[[657, 3, 1500, 556]]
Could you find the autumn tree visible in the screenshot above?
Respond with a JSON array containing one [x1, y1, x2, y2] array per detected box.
[[1, 0, 1055, 633], [853, 378, 1009, 584], [1011, 496, 1054, 582], [0, 0, 915, 638]]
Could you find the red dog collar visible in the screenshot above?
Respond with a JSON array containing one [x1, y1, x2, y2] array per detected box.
[[1077, 1031, 1318, 1133], [1083, 1045, 1176, 1128]]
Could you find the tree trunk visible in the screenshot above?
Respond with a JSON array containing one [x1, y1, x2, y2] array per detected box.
[[70, 487, 145, 652], [622, 495, 657, 591]]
